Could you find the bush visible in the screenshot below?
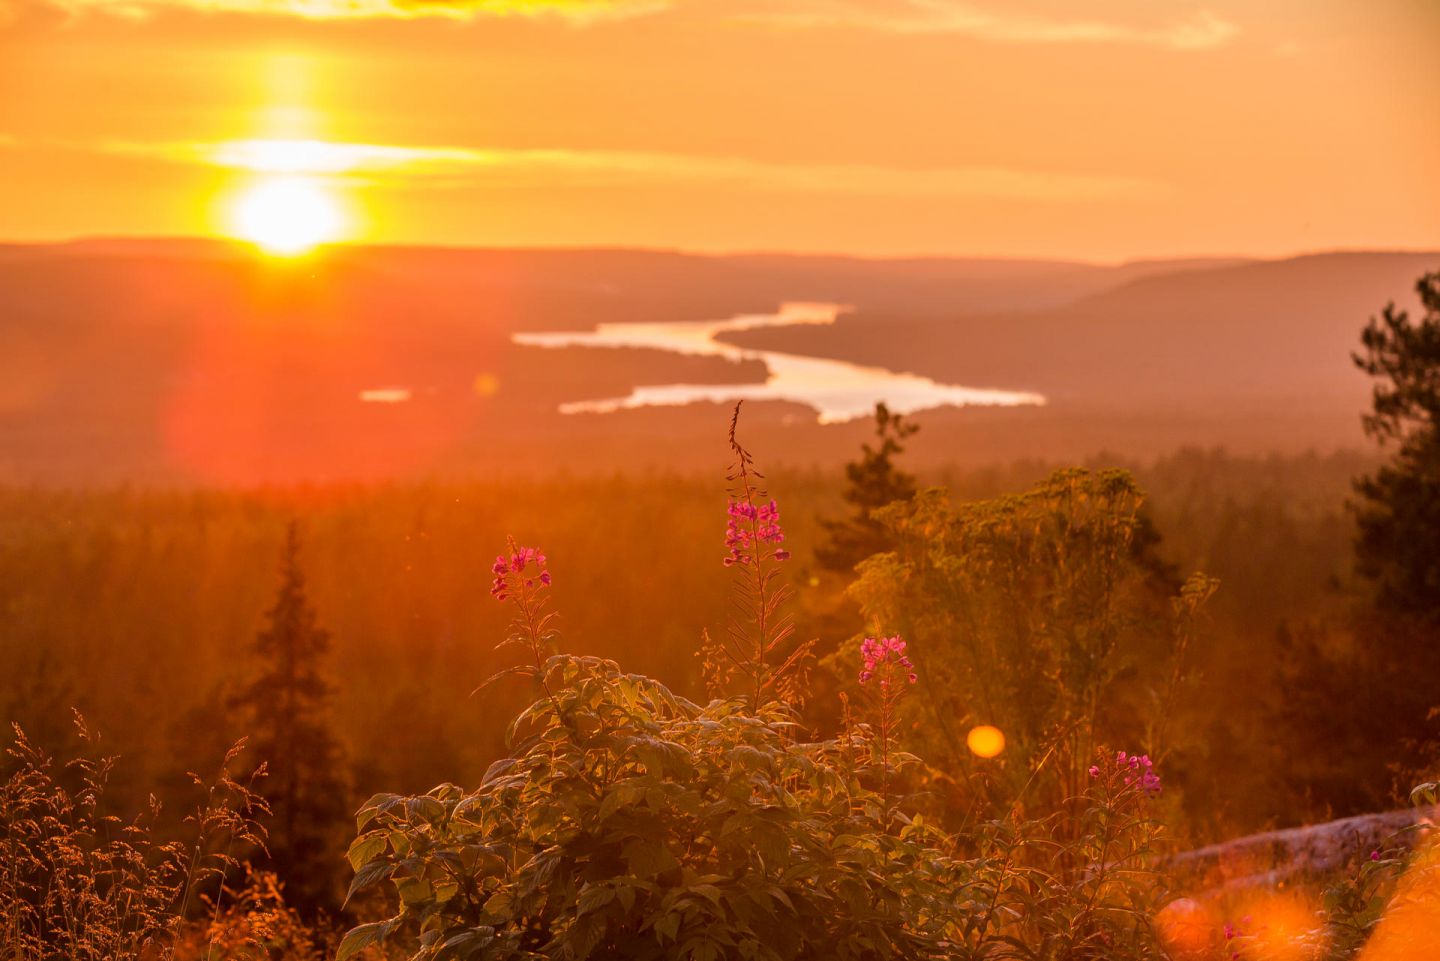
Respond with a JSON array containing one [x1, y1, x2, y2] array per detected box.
[[340, 655, 955, 961], [340, 412, 1177, 961], [845, 469, 1215, 817]]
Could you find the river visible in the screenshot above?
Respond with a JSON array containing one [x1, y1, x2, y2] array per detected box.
[[511, 302, 1044, 424]]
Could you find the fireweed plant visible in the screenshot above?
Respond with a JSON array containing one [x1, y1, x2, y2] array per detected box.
[[701, 402, 814, 709], [481, 542, 559, 709], [341, 407, 1187, 961], [857, 636, 917, 825]]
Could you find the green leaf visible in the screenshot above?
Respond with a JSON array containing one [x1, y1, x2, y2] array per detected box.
[[440, 929, 495, 958], [336, 921, 387, 961], [355, 793, 402, 831], [616, 883, 638, 912], [483, 890, 514, 918], [655, 911, 682, 943], [344, 858, 394, 908], [624, 838, 679, 878], [396, 875, 434, 906], [568, 913, 606, 961], [687, 884, 724, 908], [577, 884, 616, 916], [348, 832, 388, 870], [406, 795, 446, 823]]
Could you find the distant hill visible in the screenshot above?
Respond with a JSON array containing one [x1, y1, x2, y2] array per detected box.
[[721, 250, 1440, 410], [0, 239, 1431, 483]]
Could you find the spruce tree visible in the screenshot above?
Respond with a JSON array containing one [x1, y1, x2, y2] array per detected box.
[[1274, 271, 1440, 814], [232, 520, 348, 914], [1352, 270, 1440, 622], [816, 402, 919, 572]]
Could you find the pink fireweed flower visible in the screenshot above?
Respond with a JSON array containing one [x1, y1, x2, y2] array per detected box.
[[490, 545, 550, 602], [724, 497, 789, 566], [1112, 751, 1162, 795], [858, 635, 917, 687]]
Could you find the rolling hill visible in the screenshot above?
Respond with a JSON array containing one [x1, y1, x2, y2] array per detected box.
[[0, 240, 1432, 482]]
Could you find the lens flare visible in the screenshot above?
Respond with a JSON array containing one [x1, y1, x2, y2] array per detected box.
[[1357, 835, 1440, 961], [1156, 898, 1215, 960], [231, 177, 344, 255], [967, 725, 1005, 758]]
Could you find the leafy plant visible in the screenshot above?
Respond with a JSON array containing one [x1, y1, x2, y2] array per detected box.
[[340, 420, 1186, 961], [340, 653, 962, 961], [846, 469, 1213, 816], [176, 867, 329, 961], [700, 402, 812, 709], [1314, 780, 1440, 961]]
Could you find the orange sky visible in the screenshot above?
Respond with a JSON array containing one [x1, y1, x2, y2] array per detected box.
[[0, 0, 1437, 259]]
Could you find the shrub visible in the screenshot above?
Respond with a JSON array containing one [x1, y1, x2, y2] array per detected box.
[[173, 868, 328, 961], [340, 655, 957, 961], [340, 410, 1180, 961], [845, 469, 1215, 816]]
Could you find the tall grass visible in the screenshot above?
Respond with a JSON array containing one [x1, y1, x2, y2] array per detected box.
[[0, 714, 268, 960]]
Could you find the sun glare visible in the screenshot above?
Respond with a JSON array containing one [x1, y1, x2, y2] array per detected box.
[[231, 177, 344, 255], [966, 725, 1006, 758]]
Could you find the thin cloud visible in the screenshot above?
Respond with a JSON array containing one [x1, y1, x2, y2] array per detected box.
[[742, 1, 1239, 50], [12, 0, 667, 22], [7, 0, 1237, 42], [98, 136, 1168, 202]]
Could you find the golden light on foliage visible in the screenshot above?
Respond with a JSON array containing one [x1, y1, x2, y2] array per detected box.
[[1234, 892, 1326, 961], [966, 725, 1005, 758], [230, 177, 345, 255], [1155, 898, 1215, 960], [1357, 835, 1440, 961]]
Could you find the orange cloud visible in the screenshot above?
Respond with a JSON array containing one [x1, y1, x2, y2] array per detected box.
[[95, 137, 1169, 202], [11, 0, 666, 22], [741, 1, 1239, 50], [6, 0, 1239, 45]]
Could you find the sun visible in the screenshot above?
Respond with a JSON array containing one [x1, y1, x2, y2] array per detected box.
[[231, 177, 344, 256]]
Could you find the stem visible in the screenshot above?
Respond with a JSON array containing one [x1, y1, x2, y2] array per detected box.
[[514, 573, 561, 721], [879, 688, 892, 828], [731, 435, 771, 711]]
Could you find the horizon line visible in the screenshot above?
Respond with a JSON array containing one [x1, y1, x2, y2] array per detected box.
[[5, 233, 1440, 270]]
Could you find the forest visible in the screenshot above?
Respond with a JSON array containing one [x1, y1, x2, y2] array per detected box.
[[3, 272, 1440, 961], [6, 0, 1439, 954]]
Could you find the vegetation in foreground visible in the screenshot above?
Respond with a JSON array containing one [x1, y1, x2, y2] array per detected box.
[[2, 272, 1440, 958]]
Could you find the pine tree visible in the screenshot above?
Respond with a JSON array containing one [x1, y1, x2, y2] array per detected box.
[[231, 520, 348, 914], [1273, 272, 1440, 815], [815, 403, 919, 572], [1352, 271, 1440, 622]]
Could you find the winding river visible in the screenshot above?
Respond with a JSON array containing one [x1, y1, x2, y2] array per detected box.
[[512, 302, 1045, 424]]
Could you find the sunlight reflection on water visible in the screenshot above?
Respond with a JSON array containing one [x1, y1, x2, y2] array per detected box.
[[512, 302, 1045, 424], [359, 387, 412, 403]]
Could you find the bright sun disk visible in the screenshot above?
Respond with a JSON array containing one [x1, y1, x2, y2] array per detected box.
[[231, 177, 343, 255]]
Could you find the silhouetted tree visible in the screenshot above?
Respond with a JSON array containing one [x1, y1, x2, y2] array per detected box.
[[816, 403, 919, 572], [1274, 272, 1440, 816], [1352, 271, 1440, 622], [231, 520, 348, 914]]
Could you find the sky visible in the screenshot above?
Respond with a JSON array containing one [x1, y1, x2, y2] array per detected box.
[[0, 0, 1437, 260]]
